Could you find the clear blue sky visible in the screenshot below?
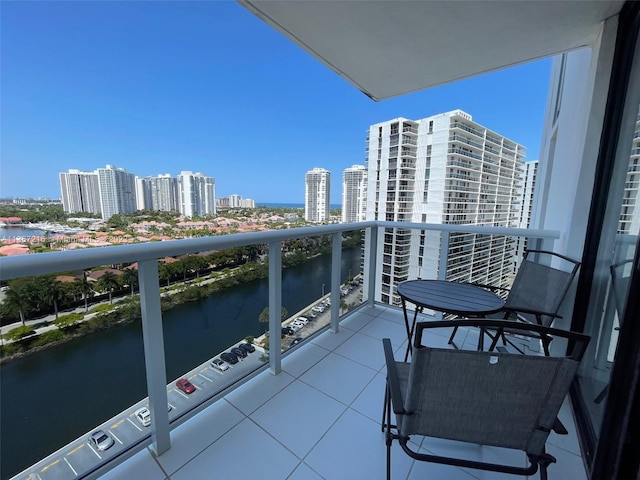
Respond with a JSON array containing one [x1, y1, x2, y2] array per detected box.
[[1, 1, 552, 204]]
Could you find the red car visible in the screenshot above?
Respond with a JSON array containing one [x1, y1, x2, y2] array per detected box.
[[176, 378, 196, 394]]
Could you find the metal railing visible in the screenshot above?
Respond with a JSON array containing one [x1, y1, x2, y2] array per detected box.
[[0, 220, 561, 475]]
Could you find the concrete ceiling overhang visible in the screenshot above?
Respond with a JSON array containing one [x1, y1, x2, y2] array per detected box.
[[240, 0, 624, 101]]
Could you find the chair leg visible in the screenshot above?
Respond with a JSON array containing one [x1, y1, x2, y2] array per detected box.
[[381, 384, 389, 432], [448, 325, 459, 345]]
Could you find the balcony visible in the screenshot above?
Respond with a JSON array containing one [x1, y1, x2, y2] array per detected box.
[[23, 307, 586, 480], [1, 221, 573, 480]]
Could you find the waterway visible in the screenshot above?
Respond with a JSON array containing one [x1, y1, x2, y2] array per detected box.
[[0, 226, 47, 239], [0, 247, 362, 479]]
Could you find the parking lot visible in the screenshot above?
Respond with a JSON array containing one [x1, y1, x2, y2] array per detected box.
[[18, 341, 266, 480], [16, 282, 363, 480]]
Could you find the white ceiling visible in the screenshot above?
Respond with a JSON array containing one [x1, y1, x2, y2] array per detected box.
[[240, 0, 624, 101]]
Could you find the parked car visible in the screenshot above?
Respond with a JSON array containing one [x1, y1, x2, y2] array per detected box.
[[90, 430, 114, 451], [312, 305, 324, 313], [305, 311, 317, 319], [231, 346, 247, 358], [290, 337, 303, 347], [282, 327, 294, 336], [238, 342, 255, 353], [176, 378, 196, 394], [220, 351, 239, 364], [211, 358, 229, 372], [135, 407, 151, 427]]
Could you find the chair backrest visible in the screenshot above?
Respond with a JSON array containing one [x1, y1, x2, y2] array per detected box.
[[505, 249, 581, 326], [395, 320, 590, 457], [400, 347, 579, 456]]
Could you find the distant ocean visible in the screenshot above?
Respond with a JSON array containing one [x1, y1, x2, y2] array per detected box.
[[258, 203, 341, 209]]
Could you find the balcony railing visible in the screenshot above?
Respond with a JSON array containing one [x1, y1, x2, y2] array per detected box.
[[0, 220, 561, 479]]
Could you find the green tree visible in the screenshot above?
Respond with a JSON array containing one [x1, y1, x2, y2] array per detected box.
[[73, 275, 93, 312], [158, 263, 174, 287], [40, 275, 64, 319], [4, 279, 36, 326], [258, 306, 288, 332], [95, 271, 120, 304], [121, 268, 138, 296], [106, 213, 127, 229]]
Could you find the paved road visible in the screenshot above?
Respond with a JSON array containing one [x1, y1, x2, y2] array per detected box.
[[13, 340, 266, 480]]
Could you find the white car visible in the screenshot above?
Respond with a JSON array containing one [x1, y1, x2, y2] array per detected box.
[[135, 407, 151, 427], [312, 305, 325, 313], [211, 358, 229, 372], [90, 430, 115, 451]]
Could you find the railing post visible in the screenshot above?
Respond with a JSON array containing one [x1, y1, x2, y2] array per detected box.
[[138, 259, 170, 456], [438, 232, 450, 281], [366, 225, 378, 307], [268, 241, 282, 374], [330, 232, 341, 333]]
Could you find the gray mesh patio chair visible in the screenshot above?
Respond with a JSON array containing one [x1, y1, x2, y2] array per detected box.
[[594, 259, 633, 403], [383, 318, 590, 480], [449, 249, 581, 355]]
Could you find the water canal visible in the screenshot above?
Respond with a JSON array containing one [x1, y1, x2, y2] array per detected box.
[[1, 247, 362, 479]]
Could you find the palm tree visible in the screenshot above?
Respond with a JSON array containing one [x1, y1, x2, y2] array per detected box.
[[40, 275, 64, 320], [4, 281, 32, 326], [121, 268, 138, 296], [73, 274, 93, 312], [96, 271, 120, 304]]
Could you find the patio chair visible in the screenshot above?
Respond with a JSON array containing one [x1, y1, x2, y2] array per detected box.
[[383, 318, 590, 480], [448, 249, 581, 355], [594, 259, 633, 403]]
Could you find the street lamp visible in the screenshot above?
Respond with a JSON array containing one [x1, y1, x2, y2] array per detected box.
[[322, 283, 325, 297]]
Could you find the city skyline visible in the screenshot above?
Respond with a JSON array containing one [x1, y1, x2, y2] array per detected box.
[[2, 1, 550, 203]]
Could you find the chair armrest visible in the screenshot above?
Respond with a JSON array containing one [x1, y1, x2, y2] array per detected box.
[[383, 338, 405, 415], [465, 282, 510, 293], [506, 306, 562, 321]]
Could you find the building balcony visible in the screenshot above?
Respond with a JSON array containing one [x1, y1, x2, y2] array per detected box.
[[1, 221, 584, 480]]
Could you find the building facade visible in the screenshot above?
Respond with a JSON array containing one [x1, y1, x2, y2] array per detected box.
[[59, 169, 102, 215], [341, 165, 367, 223], [96, 165, 137, 220], [177, 171, 216, 218], [305, 167, 330, 223], [365, 110, 525, 305]]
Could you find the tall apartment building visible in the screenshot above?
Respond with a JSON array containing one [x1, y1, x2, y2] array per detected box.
[[177, 171, 216, 218], [305, 167, 330, 223], [149, 175, 179, 212], [618, 106, 640, 235], [134, 177, 152, 211], [365, 110, 525, 305], [342, 165, 367, 223], [59, 169, 101, 215], [96, 165, 137, 220]]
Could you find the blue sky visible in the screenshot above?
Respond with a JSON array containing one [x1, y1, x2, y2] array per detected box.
[[1, 1, 552, 204]]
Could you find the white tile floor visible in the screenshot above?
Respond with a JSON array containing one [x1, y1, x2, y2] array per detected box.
[[98, 304, 588, 480]]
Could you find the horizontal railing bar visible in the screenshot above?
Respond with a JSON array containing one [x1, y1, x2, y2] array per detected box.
[[0, 221, 560, 281]]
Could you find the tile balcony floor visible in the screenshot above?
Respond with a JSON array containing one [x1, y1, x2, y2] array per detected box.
[[98, 304, 587, 480]]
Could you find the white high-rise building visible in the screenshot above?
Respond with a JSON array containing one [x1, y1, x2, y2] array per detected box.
[[229, 194, 242, 208], [177, 171, 216, 218], [305, 167, 331, 223], [59, 169, 101, 215], [619, 106, 640, 235], [149, 174, 179, 212], [519, 161, 538, 230], [342, 165, 367, 223], [96, 165, 137, 220], [365, 110, 525, 305], [135, 177, 152, 211]]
